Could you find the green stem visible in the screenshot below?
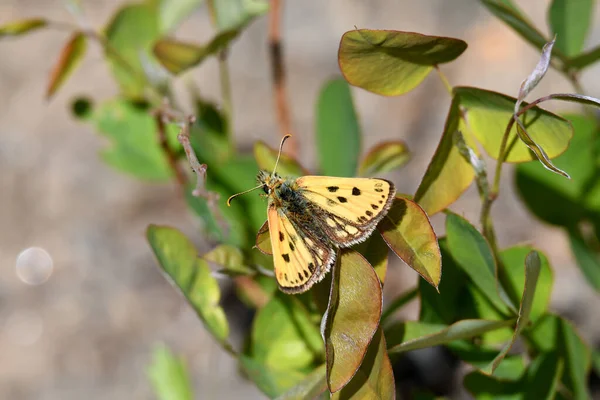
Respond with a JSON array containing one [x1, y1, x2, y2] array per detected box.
[[435, 65, 453, 96]]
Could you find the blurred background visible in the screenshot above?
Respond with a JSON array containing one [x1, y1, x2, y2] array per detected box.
[[1, 0, 600, 398]]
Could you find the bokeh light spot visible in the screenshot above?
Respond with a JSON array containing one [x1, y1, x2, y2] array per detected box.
[[16, 247, 53, 285]]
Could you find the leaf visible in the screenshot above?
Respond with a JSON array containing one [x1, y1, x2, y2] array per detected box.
[[331, 329, 395, 400], [500, 246, 553, 323], [254, 140, 309, 178], [479, 251, 542, 374], [378, 197, 441, 288], [158, 0, 203, 33], [354, 233, 389, 284], [515, 115, 596, 226], [46, 32, 87, 99], [0, 18, 46, 37], [479, 0, 551, 52], [514, 117, 570, 178], [464, 370, 523, 400], [104, 3, 163, 98], [275, 364, 327, 400], [446, 212, 513, 315], [566, 44, 600, 69], [315, 78, 360, 177], [419, 238, 467, 324], [528, 314, 592, 399], [146, 225, 230, 344], [153, 31, 239, 74], [525, 352, 564, 400], [147, 344, 193, 400], [358, 140, 410, 177], [255, 220, 273, 255], [543, 92, 600, 108], [251, 294, 322, 371], [413, 98, 476, 215], [203, 244, 254, 276], [515, 38, 555, 112], [386, 319, 514, 355], [455, 86, 573, 163], [213, 0, 269, 32], [239, 356, 306, 398], [548, 0, 594, 58], [93, 99, 176, 181], [323, 250, 382, 393], [338, 29, 467, 96], [568, 230, 600, 292]]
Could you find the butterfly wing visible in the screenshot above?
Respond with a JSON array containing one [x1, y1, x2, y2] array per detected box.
[[267, 203, 335, 294], [295, 176, 396, 247]]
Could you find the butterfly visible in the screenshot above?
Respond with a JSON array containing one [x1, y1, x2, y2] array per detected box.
[[228, 135, 396, 294]]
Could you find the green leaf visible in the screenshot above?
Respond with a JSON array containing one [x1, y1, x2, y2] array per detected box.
[[203, 244, 254, 276], [275, 364, 327, 400], [185, 187, 225, 241], [464, 370, 523, 400], [332, 329, 395, 399], [239, 356, 306, 398], [548, 0, 594, 58], [419, 238, 467, 324], [104, 3, 163, 98], [323, 250, 382, 392], [479, 0, 551, 52], [46, 32, 87, 99], [446, 212, 513, 315], [254, 140, 308, 178], [381, 287, 418, 323], [315, 78, 360, 177], [454, 87, 573, 163], [358, 140, 410, 177], [480, 251, 542, 374], [413, 98, 476, 215], [146, 225, 230, 344], [158, 0, 203, 33], [566, 44, 600, 69], [355, 233, 389, 284], [153, 31, 239, 74], [500, 246, 553, 323], [525, 352, 564, 400], [251, 294, 322, 371], [338, 29, 467, 96], [568, 230, 600, 292], [93, 99, 175, 181], [378, 197, 441, 288], [0, 18, 46, 37], [386, 319, 514, 355], [515, 114, 596, 226], [527, 314, 592, 399], [147, 344, 193, 400], [213, 0, 269, 32], [514, 117, 570, 178]]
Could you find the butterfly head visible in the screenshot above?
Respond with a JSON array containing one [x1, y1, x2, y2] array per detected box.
[[227, 134, 292, 206]]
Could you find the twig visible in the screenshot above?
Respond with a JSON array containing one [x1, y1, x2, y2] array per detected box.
[[268, 0, 297, 155], [435, 65, 453, 95], [153, 109, 187, 188]]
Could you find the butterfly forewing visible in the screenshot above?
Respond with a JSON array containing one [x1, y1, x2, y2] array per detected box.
[[267, 204, 335, 293], [296, 176, 396, 247]]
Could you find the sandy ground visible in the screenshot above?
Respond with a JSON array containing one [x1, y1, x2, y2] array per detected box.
[[1, 0, 600, 398]]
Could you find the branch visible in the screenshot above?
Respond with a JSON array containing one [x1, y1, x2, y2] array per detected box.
[[268, 0, 297, 155], [153, 109, 187, 188]]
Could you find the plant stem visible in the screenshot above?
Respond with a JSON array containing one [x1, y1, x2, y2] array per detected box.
[[154, 111, 187, 189], [435, 65, 453, 95], [268, 0, 297, 156]]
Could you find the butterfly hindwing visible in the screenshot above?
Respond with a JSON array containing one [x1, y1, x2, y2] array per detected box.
[[267, 204, 335, 293], [295, 176, 396, 247]]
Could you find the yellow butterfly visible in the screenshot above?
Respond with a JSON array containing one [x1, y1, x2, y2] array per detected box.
[[228, 135, 396, 294]]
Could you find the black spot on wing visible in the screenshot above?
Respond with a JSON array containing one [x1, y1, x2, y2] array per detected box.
[[308, 262, 315, 272], [303, 270, 309, 278], [327, 186, 339, 192], [352, 187, 361, 196], [366, 210, 373, 217], [279, 231, 284, 241], [337, 196, 347, 203], [282, 254, 290, 262], [289, 242, 295, 251], [375, 188, 384, 193], [298, 272, 303, 281], [372, 204, 379, 210]]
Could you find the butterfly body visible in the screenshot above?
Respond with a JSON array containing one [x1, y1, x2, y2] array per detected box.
[[257, 170, 396, 294]]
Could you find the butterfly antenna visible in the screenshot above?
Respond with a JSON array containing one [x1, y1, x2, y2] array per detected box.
[[227, 184, 263, 206], [271, 134, 292, 176]]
